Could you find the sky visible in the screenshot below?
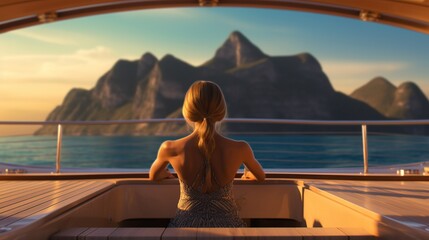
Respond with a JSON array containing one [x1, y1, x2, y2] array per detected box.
[[0, 7, 428, 136]]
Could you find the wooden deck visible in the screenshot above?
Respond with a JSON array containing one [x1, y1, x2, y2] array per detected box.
[[0, 180, 115, 239], [303, 180, 429, 239], [0, 177, 428, 239]]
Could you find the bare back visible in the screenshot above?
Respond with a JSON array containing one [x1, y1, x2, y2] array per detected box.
[[164, 133, 253, 192]]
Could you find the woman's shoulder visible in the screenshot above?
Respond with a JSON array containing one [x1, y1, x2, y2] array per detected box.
[[218, 135, 251, 149], [159, 140, 175, 150], [158, 138, 184, 155], [159, 134, 194, 153], [158, 140, 175, 157]]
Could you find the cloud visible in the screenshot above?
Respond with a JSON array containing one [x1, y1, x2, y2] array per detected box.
[[0, 46, 123, 126], [10, 29, 82, 46], [0, 46, 118, 86], [320, 60, 407, 93], [322, 61, 406, 76]]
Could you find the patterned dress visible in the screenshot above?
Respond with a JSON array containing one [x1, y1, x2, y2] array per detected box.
[[168, 178, 246, 227]]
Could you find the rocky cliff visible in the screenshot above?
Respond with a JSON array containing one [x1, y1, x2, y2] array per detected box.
[[35, 31, 428, 136]]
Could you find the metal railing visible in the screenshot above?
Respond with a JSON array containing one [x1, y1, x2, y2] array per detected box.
[[0, 118, 428, 174]]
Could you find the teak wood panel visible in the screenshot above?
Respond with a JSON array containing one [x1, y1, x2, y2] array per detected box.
[[0, 181, 48, 199], [7, 181, 113, 228], [306, 180, 429, 218], [0, 180, 84, 210], [0, 180, 99, 221], [0, 180, 113, 228], [305, 179, 429, 237]]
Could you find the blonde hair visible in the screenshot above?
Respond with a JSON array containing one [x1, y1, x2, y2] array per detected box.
[[182, 81, 226, 192]]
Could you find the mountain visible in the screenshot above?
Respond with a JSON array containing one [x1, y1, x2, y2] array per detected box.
[[351, 77, 429, 119], [203, 31, 267, 70], [36, 31, 405, 136], [388, 82, 429, 119]]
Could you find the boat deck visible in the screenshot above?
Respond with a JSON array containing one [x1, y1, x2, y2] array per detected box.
[[0, 179, 115, 239], [304, 179, 429, 238], [0, 177, 428, 239]]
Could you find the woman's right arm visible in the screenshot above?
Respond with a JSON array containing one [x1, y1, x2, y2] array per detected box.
[[149, 141, 174, 181], [240, 141, 265, 181]]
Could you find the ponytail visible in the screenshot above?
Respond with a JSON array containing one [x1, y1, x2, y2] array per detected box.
[[197, 117, 216, 192], [183, 81, 226, 192]]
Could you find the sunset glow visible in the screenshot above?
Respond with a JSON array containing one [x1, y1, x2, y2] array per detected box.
[[1, 7, 428, 136]]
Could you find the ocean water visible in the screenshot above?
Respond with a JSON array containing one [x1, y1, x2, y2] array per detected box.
[[0, 134, 428, 170]]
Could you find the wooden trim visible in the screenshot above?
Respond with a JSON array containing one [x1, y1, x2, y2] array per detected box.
[[1, 0, 428, 34], [52, 227, 374, 239], [0, 172, 428, 181]]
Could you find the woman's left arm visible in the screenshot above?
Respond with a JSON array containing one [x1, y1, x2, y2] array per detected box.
[[149, 141, 174, 181]]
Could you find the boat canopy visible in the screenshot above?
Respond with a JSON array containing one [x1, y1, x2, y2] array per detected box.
[[0, 0, 428, 34]]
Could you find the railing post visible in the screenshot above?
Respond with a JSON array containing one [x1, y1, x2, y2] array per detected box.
[[361, 124, 368, 174], [56, 124, 63, 173]]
